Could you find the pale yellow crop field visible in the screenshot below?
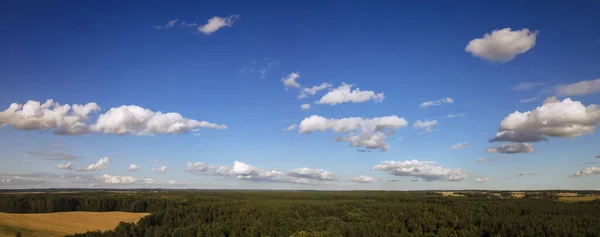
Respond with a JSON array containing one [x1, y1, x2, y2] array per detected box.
[[0, 211, 149, 237]]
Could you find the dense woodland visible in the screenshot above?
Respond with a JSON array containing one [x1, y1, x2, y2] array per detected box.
[[1, 190, 600, 237]]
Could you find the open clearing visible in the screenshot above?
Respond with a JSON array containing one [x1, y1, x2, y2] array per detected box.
[[0, 211, 149, 237], [438, 192, 464, 197]]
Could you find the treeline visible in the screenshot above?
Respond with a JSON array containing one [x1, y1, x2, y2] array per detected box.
[[2, 191, 600, 236]]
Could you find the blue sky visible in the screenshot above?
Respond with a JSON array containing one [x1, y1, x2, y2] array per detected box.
[[1, 1, 599, 190]]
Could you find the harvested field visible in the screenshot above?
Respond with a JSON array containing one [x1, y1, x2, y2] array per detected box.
[[438, 192, 464, 197], [556, 192, 579, 197], [0, 211, 149, 237], [558, 196, 600, 203]]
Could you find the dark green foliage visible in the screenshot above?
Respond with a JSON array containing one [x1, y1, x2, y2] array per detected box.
[[0, 191, 599, 236]]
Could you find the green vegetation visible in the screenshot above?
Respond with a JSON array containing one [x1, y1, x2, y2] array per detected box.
[[1, 190, 599, 236]]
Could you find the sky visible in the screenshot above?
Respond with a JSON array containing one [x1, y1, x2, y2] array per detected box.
[[1, 1, 599, 190]]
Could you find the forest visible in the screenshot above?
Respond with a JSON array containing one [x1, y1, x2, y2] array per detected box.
[[1, 190, 600, 237]]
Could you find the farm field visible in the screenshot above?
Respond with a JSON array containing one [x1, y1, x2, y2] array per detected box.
[[0, 211, 149, 237]]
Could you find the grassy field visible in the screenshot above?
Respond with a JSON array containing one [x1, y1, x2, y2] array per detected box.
[[0, 211, 149, 237]]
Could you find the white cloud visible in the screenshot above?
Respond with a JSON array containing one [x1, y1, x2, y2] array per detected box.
[[556, 78, 600, 97], [298, 115, 408, 151], [287, 168, 336, 181], [476, 177, 490, 182], [465, 28, 538, 62], [98, 174, 154, 184], [474, 156, 503, 163], [486, 143, 534, 154], [372, 160, 467, 182], [514, 82, 547, 91], [298, 83, 331, 99], [498, 98, 600, 138], [488, 131, 548, 143], [283, 124, 297, 131], [413, 120, 438, 134], [79, 157, 109, 171], [316, 83, 384, 105], [198, 15, 239, 35], [153, 19, 179, 30], [519, 97, 540, 103], [446, 113, 465, 118], [165, 19, 178, 28], [185, 161, 337, 184], [450, 142, 468, 150], [350, 175, 377, 183], [151, 166, 169, 173], [420, 98, 453, 108], [128, 164, 138, 172], [91, 105, 226, 136], [282, 72, 301, 89], [184, 162, 231, 176], [27, 150, 81, 160], [58, 163, 72, 170], [0, 99, 100, 135], [300, 104, 311, 110], [166, 180, 177, 185], [147, 159, 161, 163], [573, 167, 600, 177]]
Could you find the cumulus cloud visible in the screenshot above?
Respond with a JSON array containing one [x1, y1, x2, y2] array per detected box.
[[298, 115, 408, 151], [98, 174, 154, 184], [91, 105, 226, 136], [413, 120, 438, 134], [475, 177, 490, 182], [298, 83, 331, 99], [519, 97, 540, 103], [498, 98, 600, 139], [585, 161, 596, 165], [300, 104, 311, 110], [350, 175, 378, 183], [514, 82, 547, 91], [465, 28, 537, 62], [58, 163, 73, 170], [283, 124, 297, 131], [166, 180, 177, 185], [596, 155, 600, 159], [450, 142, 468, 150], [79, 157, 109, 171], [0, 99, 100, 135], [420, 98, 453, 108], [128, 164, 138, 172], [573, 167, 600, 177], [287, 168, 336, 181], [488, 131, 548, 143], [486, 143, 534, 154], [0, 174, 45, 186], [316, 83, 384, 105], [372, 160, 467, 182], [185, 161, 337, 184], [198, 15, 239, 35], [282, 72, 301, 89], [151, 166, 169, 173], [556, 78, 600, 97]]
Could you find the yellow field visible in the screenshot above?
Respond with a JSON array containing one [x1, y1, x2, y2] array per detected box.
[[438, 192, 464, 197], [556, 192, 579, 197], [558, 196, 600, 203], [0, 211, 149, 237]]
